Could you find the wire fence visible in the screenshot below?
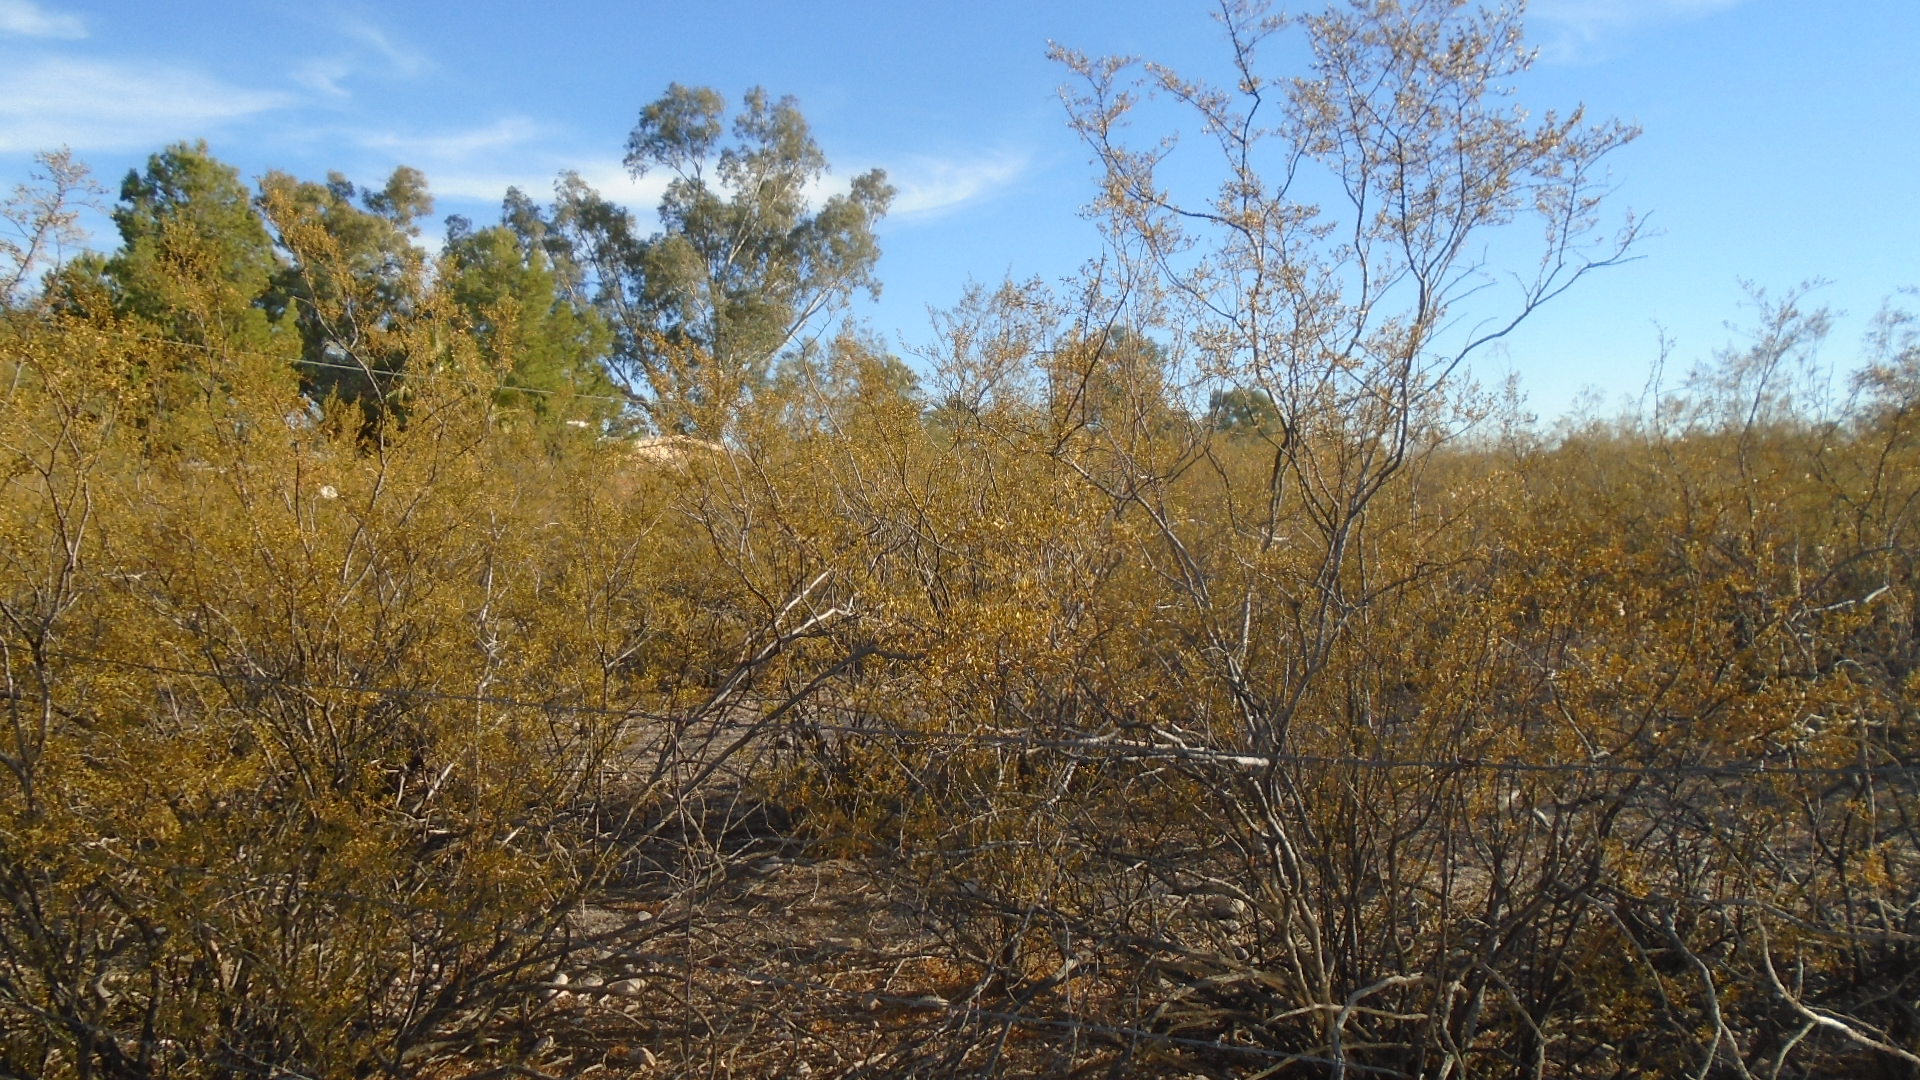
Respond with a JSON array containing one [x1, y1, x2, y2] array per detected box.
[[38, 647, 1917, 782], [18, 640, 1919, 1076]]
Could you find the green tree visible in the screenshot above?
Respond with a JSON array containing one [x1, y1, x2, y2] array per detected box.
[[1205, 385, 1279, 436], [104, 141, 283, 354], [558, 84, 895, 436], [499, 184, 591, 304], [439, 214, 616, 426], [260, 166, 434, 427], [1044, 324, 1177, 439]]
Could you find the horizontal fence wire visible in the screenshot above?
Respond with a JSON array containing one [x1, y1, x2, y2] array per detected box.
[[34, 647, 1917, 781], [19, 643, 1917, 1073]]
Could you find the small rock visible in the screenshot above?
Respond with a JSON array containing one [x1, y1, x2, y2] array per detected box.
[[1201, 896, 1249, 922], [607, 978, 645, 997]]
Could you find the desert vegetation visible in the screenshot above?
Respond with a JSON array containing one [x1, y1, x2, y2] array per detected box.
[[1, 1, 1914, 1076]]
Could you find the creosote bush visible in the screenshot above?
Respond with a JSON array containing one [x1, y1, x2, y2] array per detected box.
[[1, 3, 1916, 1077]]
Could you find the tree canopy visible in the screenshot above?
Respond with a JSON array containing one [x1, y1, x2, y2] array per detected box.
[[106, 141, 283, 355], [562, 83, 895, 434]]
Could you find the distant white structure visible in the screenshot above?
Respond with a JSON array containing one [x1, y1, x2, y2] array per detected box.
[[627, 434, 727, 466]]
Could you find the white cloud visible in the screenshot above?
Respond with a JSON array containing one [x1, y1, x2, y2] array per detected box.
[[421, 160, 670, 216], [0, 57, 291, 153], [331, 121, 670, 212], [424, 168, 574, 204], [339, 17, 431, 79], [884, 150, 1030, 220], [356, 117, 543, 162], [425, 146, 1027, 231], [293, 57, 353, 98], [559, 164, 671, 210], [0, 0, 85, 39], [292, 15, 432, 98], [1530, 0, 1747, 61]]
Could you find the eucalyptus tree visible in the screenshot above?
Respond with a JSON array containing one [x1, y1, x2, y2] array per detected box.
[[553, 84, 895, 436]]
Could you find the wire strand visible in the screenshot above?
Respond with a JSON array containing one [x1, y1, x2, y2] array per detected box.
[[37, 647, 1915, 781]]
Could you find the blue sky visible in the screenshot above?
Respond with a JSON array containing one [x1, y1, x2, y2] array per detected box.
[[2, 0, 1914, 420]]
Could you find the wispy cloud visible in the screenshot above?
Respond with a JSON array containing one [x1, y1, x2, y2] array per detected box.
[[356, 117, 542, 162], [340, 17, 430, 79], [294, 14, 432, 98], [1530, 0, 1747, 62], [292, 57, 354, 98], [555, 164, 671, 211], [884, 150, 1030, 220], [420, 160, 670, 215], [0, 0, 84, 39], [421, 144, 1028, 231], [335, 119, 623, 209], [0, 56, 291, 153]]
